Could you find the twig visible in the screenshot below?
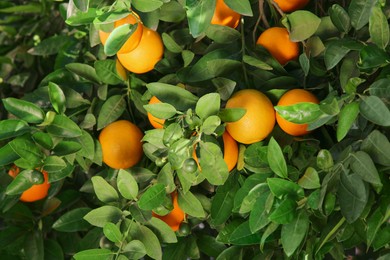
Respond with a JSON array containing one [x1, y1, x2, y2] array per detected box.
[[269, 0, 285, 17]]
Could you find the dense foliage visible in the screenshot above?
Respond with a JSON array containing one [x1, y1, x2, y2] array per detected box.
[[0, 0, 389, 259]]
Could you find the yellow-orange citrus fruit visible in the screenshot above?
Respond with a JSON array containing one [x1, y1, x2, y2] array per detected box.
[[117, 26, 164, 74], [256, 27, 299, 66], [276, 89, 319, 136], [147, 96, 165, 129], [211, 0, 241, 28], [226, 89, 275, 144], [99, 120, 144, 169], [222, 131, 238, 171], [273, 0, 310, 12], [115, 59, 128, 81], [99, 12, 143, 54], [8, 166, 51, 203], [152, 192, 185, 231]]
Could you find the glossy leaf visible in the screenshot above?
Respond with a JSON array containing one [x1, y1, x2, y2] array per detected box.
[[281, 210, 309, 257], [91, 176, 119, 203], [132, 0, 163, 12], [46, 114, 83, 138], [144, 102, 177, 120], [337, 101, 359, 141], [48, 82, 66, 114], [2, 98, 45, 123], [138, 183, 166, 210], [9, 137, 43, 165], [97, 95, 126, 130], [267, 178, 304, 200], [103, 222, 122, 243], [269, 198, 297, 224], [43, 156, 67, 173], [274, 102, 323, 124], [83, 206, 123, 227], [267, 137, 287, 178], [316, 149, 334, 171], [0, 119, 30, 141], [117, 169, 138, 200], [73, 249, 113, 260], [65, 63, 102, 84], [195, 93, 220, 120], [186, 0, 215, 38], [52, 208, 91, 232], [104, 23, 138, 56]]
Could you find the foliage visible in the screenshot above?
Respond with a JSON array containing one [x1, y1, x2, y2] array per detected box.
[[0, 0, 389, 259]]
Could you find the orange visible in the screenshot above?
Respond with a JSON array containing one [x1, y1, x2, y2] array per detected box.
[[117, 26, 164, 74], [211, 0, 241, 28], [98, 120, 144, 169], [273, 0, 310, 12], [225, 89, 275, 144], [256, 27, 299, 65], [8, 165, 51, 202], [115, 59, 128, 81], [276, 89, 319, 136], [152, 191, 185, 231], [147, 96, 165, 129], [99, 12, 143, 54], [222, 131, 238, 171]]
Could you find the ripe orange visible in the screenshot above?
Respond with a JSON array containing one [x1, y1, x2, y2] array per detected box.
[[147, 96, 165, 129], [117, 26, 164, 74], [225, 89, 275, 144], [98, 120, 144, 169], [256, 27, 299, 66], [276, 89, 319, 136], [152, 191, 185, 231], [8, 165, 51, 202], [99, 12, 143, 54], [273, 0, 310, 12], [211, 0, 241, 28], [115, 59, 128, 81], [222, 131, 238, 171]]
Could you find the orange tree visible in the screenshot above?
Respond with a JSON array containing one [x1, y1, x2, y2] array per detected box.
[[0, 0, 389, 259]]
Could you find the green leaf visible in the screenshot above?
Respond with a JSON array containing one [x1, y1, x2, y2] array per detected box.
[[91, 176, 119, 203], [178, 189, 206, 218], [229, 221, 262, 245], [0, 143, 20, 166], [267, 137, 288, 178], [97, 95, 126, 130], [337, 101, 359, 141], [2, 98, 45, 123], [94, 60, 123, 85], [117, 169, 139, 200], [329, 4, 351, 33], [369, 78, 390, 98], [337, 171, 368, 223], [43, 156, 67, 173], [52, 208, 91, 232], [74, 130, 95, 160], [6, 169, 41, 196], [48, 82, 66, 114], [73, 249, 113, 260], [129, 204, 152, 223], [147, 83, 198, 111], [186, 0, 215, 38], [127, 222, 162, 260], [132, 0, 163, 12], [144, 102, 177, 120], [281, 210, 310, 257], [298, 167, 321, 189], [249, 192, 272, 233], [316, 149, 334, 171], [138, 183, 166, 210], [24, 230, 44, 260], [0, 3, 42, 13], [274, 102, 323, 124], [350, 151, 382, 187], [269, 198, 297, 224], [65, 63, 102, 84], [324, 38, 363, 70], [367, 205, 388, 248], [9, 138, 43, 165], [159, 1, 186, 23], [195, 93, 220, 119], [287, 11, 321, 41], [358, 44, 390, 70], [267, 178, 304, 200], [197, 234, 226, 257], [73, 0, 89, 12], [122, 240, 147, 259], [239, 183, 269, 214], [104, 23, 138, 56], [84, 206, 123, 227], [205, 24, 241, 44], [53, 141, 82, 156], [369, 4, 389, 49], [66, 8, 98, 26], [32, 132, 53, 149], [46, 114, 83, 137], [361, 130, 390, 166], [162, 33, 183, 53], [218, 108, 246, 122], [199, 141, 229, 185], [359, 95, 390, 126], [243, 55, 273, 70], [348, 0, 377, 30], [103, 222, 122, 243], [224, 0, 252, 16], [0, 119, 30, 141], [147, 217, 178, 243], [201, 115, 221, 135], [28, 35, 69, 56], [44, 239, 64, 260]]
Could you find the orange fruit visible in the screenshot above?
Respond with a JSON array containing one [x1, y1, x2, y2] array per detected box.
[[8, 165, 51, 203], [117, 26, 164, 74], [256, 27, 299, 65], [115, 59, 128, 81], [147, 96, 165, 129], [273, 0, 310, 12], [225, 89, 275, 144], [222, 131, 238, 171], [98, 120, 144, 169], [211, 0, 241, 28], [99, 12, 143, 54], [152, 191, 185, 231], [276, 89, 319, 136]]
